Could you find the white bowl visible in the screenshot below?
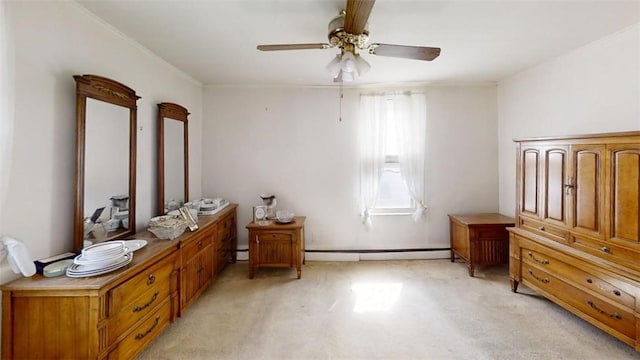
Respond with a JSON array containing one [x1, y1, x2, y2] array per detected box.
[[276, 210, 294, 223], [113, 210, 128, 220], [148, 215, 188, 240], [149, 226, 187, 240], [105, 219, 121, 232]]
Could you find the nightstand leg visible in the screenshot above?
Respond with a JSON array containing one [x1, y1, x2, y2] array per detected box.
[[468, 263, 475, 277], [450, 250, 455, 262], [297, 267, 301, 279], [249, 266, 255, 279], [510, 279, 519, 293]]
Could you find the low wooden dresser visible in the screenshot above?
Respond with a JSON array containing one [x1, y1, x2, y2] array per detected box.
[[1, 204, 237, 359], [246, 217, 305, 279], [449, 213, 515, 276]]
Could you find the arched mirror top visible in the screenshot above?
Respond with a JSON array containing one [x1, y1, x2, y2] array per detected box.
[[158, 102, 189, 122], [157, 102, 189, 215], [74, 74, 139, 252], [74, 75, 140, 108]]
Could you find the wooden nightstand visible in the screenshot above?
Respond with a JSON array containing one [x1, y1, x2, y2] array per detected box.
[[246, 217, 305, 279], [449, 213, 514, 277]]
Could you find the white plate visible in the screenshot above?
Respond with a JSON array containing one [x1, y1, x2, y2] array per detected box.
[[79, 247, 129, 262], [124, 239, 147, 252], [82, 241, 125, 258], [275, 219, 294, 224], [73, 252, 128, 269], [67, 253, 132, 277]]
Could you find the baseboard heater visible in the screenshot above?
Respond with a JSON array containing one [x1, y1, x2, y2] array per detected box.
[[235, 248, 449, 253], [304, 248, 450, 253], [235, 248, 451, 261]]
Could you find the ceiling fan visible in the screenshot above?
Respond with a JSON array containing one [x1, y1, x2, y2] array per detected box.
[[256, 0, 441, 82]]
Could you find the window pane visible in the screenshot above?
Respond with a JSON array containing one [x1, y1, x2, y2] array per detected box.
[[375, 165, 412, 209], [384, 99, 398, 156]]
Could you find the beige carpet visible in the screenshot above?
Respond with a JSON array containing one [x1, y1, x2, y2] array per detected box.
[[138, 260, 638, 360]]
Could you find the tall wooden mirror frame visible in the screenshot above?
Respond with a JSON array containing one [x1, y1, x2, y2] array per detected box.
[[73, 74, 139, 252], [157, 102, 189, 216]]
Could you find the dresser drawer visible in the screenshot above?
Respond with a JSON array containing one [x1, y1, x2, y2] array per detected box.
[[183, 232, 214, 260], [522, 265, 635, 340], [108, 297, 172, 360], [520, 217, 567, 244], [218, 216, 233, 238], [570, 235, 638, 271], [110, 253, 177, 316], [109, 275, 172, 342], [522, 248, 635, 310]]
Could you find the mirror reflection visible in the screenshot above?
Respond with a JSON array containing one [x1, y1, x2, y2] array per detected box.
[[84, 98, 130, 232], [157, 103, 189, 215], [74, 74, 139, 252], [164, 119, 185, 208]]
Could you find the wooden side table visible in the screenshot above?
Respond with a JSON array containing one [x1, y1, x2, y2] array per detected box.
[[449, 213, 514, 277], [246, 216, 305, 279]]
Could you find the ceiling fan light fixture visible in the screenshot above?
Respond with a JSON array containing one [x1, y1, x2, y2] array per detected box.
[[326, 54, 342, 78], [340, 51, 357, 73], [341, 70, 354, 82], [354, 54, 370, 76]]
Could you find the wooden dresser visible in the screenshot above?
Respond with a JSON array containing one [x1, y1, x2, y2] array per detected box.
[[449, 213, 515, 276], [1, 204, 237, 359], [508, 132, 640, 350], [246, 217, 305, 279]]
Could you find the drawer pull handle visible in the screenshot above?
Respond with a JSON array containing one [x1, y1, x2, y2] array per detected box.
[[198, 240, 203, 249], [537, 226, 545, 231], [135, 316, 160, 340], [587, 301, 622, 319], [587, 278, 621, 297], [527, 269, 549, 284], [147, 274, 156, 286], [133, 290, 159, 313], [600, 246, 611, 254], [527, 252, 549, 265], [197, 266, 204, 273]]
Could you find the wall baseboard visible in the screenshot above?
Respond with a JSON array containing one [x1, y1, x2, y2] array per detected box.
[[234, 249, 451, 262]]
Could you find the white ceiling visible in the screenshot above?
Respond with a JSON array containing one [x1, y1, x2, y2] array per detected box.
[[76, 0, 640, 87]]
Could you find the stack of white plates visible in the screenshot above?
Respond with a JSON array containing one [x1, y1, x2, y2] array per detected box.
[[67, 241, 133, 278]]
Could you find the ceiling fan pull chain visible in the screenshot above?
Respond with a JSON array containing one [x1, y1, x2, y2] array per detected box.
[[339, 87, 342, 122]]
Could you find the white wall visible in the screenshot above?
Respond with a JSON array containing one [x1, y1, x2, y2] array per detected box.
[[203, 85, 498, 257], [0, 2, 203, 284], [497, 24, 640, 217]]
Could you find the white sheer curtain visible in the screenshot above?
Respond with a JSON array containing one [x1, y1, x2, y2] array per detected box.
[[393, 92, 427, 221], [358, 94, 388, 227]]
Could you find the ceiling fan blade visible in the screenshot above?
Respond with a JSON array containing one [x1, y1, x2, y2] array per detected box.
[[344, 0, 375, 35], [368, 43, 441, 61], [257, 43, 331, 51]]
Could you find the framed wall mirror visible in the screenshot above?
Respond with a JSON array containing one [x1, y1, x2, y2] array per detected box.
[[73, 75, 139, 252], [157, 102, 189, 215]]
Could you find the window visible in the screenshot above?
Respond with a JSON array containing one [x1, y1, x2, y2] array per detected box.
[[359, 92, 427, 225], [371, 99, 413, 214]]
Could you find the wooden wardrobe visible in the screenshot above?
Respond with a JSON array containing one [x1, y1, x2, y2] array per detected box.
[[508, 131, 640, 350]]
